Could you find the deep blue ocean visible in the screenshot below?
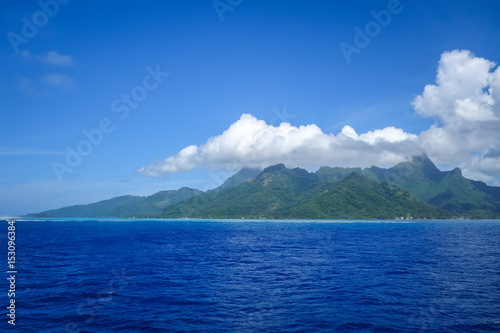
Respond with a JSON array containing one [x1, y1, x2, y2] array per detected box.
[[2, 219, 500, 332]]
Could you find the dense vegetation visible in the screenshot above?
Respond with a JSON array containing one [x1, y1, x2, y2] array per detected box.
[[35, 187, 201, 218], [35, 155, 500, 219], [161, 164, 451, 219], [317, 155, 500, 219]]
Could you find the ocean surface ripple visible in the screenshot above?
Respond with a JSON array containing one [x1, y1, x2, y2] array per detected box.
[[4, 219, 500, 332]]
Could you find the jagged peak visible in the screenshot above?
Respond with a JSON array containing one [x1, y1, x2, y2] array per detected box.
[[451, 167, 463, 176], [409, 152, 430, 162], [262, 163, 287, 173], [178, 186, 201, 192], [401, 153, 433, 167], [391, 154, 442, 179]]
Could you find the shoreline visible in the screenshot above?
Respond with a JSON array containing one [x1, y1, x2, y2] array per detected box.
[[3, 217, 500, 223]]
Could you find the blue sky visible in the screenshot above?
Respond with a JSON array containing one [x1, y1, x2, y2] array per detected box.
[[1, 0, 500, 216]]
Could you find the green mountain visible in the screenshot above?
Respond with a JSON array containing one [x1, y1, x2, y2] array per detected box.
[[33, 155, 500, 219], [161, 164, 451, 219], [161, 164, 324, 219], [35, 187, 201, 218], [316, 165, 365, 182], [317, 155, 500, 218], [283, 173, 451, 219], [32, 168, 259, 218], [210, 167, 261, 192], [378, 156, 500, 218]]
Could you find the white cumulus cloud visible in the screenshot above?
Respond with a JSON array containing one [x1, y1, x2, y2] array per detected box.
[[139, 50, 500, 184], [414, 50, 500, 182], [138, 114, 419, 177], [412, 49, 497, 122]]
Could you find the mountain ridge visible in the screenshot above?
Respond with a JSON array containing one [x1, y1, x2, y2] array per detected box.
[[161, 165, 452, 220], [35, 187, 202, 218], [33, 155, 500, 219]]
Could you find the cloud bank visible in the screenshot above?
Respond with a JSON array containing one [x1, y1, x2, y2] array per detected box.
[[139, 50, 500, 183], [138, 114, 420, 177]]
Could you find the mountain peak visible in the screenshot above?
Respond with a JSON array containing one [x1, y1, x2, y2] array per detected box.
[[409, 152, 430, 162], [35, 156, 500, 219], [451, 167, 462, 176], [211, 167, 261, 192], [389, 154, 442, 182], [262, 163, 287, 173]]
